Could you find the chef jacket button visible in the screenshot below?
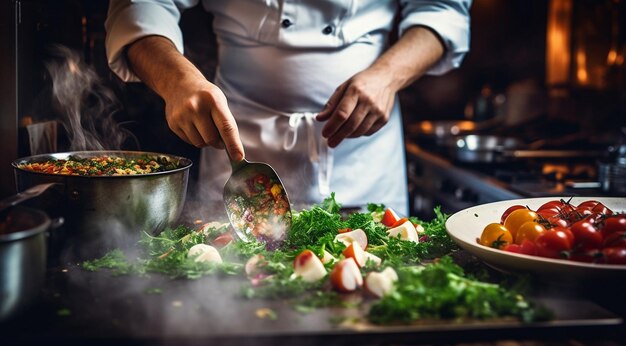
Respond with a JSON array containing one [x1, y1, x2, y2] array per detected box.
[[322, 25, 333, 35], [281, 19, 293, 28]]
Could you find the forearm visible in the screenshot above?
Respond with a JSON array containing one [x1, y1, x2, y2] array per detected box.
[[370, 26, 445, 92], [126, 35, 207, 99]]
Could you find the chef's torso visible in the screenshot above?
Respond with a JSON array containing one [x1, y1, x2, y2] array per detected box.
[[201, 0, 396, 112], [105, 0, 473, 215]]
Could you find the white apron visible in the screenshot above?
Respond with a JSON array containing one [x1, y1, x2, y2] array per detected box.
[[105, 0, 476, 215], [196, 28, 409, 214]]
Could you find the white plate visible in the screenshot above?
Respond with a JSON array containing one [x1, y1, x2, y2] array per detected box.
[[445, 197, 626, 282]]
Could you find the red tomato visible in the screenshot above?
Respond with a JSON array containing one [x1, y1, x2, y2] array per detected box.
[[552, 226, 575, 247], [535, 229, 571, 259], [504, 239, 538, 256], [211, 233, 234, 248], [337, 228, 352, 234], [500, 205, 525, 224], [577, 200, 601, 212], [537, 207, 561, 218], [381, 208, 401, 227], [536, 210, 569, 228], [601, 215, 626, 236], [592, 202, 613, 215], [390, 217, 409, 228], [537, 200, 563, 212], [570, 219, 603, 250], [601, 247, 626, 265], [602, 232, 626, 248]]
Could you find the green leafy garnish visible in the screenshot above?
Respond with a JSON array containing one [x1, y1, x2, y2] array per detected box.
[[80, 194, 550, 324]]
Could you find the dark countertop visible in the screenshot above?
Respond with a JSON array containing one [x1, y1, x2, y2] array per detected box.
[[1, 199, 625, 345], [1, 250, 625, 345]]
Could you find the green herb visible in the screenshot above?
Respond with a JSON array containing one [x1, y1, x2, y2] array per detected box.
[[368, 257, 551, 324], [368, 206, 458, 265], [80, 194, 550, 325], [81, 249, 135, 275]]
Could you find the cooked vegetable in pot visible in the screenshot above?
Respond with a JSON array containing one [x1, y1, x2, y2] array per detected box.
[[18, 155, 181, 176]]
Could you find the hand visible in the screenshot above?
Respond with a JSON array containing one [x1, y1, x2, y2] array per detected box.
[[316, 67, 396, 148], [163, 78, 244, 160], [126, 36, 244, 161]]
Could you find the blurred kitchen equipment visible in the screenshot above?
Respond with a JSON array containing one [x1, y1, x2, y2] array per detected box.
[[447, 134, 526, 163], [11, 151, 192, 251], [0, 183, 59, 214], [407, 117, 502, 147], [223, 154, 292, 246], [25, 120, 58, 155], [598, 127, 626, 195], [0, 205, 63, 322]]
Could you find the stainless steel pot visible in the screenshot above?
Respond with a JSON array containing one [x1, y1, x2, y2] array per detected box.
[[11, 151, 192, 241], [447, 134, 525, 163], [0, 206, 62, 322]]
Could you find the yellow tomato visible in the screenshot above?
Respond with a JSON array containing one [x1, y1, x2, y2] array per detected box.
[[515, 221, 546, 245], [479, 223, 514, 249], [503, 209, 538, 239]]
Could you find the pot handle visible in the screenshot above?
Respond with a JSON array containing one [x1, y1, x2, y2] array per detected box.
[[0, 183, 61, 213]]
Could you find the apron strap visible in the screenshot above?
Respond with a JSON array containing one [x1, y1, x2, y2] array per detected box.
[[283, 112, 333, 197]]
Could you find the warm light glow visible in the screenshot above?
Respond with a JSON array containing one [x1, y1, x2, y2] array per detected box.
[[576, 49, 588, 84], [546, 0, 572, 86], [607, 49, 618, 65]]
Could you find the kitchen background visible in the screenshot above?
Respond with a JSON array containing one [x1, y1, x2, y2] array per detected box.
[[1, 0, 624, 218]]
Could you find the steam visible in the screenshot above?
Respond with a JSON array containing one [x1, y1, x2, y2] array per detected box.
[[44, 45, 127, 151]]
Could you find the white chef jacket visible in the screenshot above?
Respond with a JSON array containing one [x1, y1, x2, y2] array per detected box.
[[105, 0, 471, 215]]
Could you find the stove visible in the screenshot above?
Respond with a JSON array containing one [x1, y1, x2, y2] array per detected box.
[[405, 140, 618, 220]]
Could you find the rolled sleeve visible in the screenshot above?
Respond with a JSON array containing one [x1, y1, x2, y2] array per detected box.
[[399, 0, 471, 75], [105, 0, 192, 82]]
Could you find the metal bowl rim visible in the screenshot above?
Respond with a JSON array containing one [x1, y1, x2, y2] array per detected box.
[[0, 206, 51, 242], [11, 150, 193, 179]]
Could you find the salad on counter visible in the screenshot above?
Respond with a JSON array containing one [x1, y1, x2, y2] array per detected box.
[[82, 193, 551, 325]]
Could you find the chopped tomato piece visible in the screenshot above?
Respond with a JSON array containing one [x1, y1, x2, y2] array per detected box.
[[381, 208, 401, 227]]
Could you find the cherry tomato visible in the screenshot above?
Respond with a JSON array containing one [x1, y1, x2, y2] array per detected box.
[[535, 230, 571, 259], [602, 232, 626, 248], [570, 219, 603, 250], [504, 239, 538, 256], [552, 226, 574, 247], [592, 202, 613, 215], [577, 200, 601, 212], [515, 221, 545, 245], [503, 209, 538, 240], [537, 200, 564, 212], [536, 210, 569, 228], [500, 205, 525, 224], [590, 212, 606, 223], [479, 223, 513, 249], [601, 215, 626, 236], [537, 207, 561, 218], [600, 247, 626, 265]]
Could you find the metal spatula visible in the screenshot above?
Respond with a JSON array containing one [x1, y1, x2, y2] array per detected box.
[[223, 155, 292, 248]]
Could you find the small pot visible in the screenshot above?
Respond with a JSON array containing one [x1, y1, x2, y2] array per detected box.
[[0, 206, 63, 322]]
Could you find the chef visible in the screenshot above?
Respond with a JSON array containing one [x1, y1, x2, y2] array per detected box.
[[105, 0, 471, 215]]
